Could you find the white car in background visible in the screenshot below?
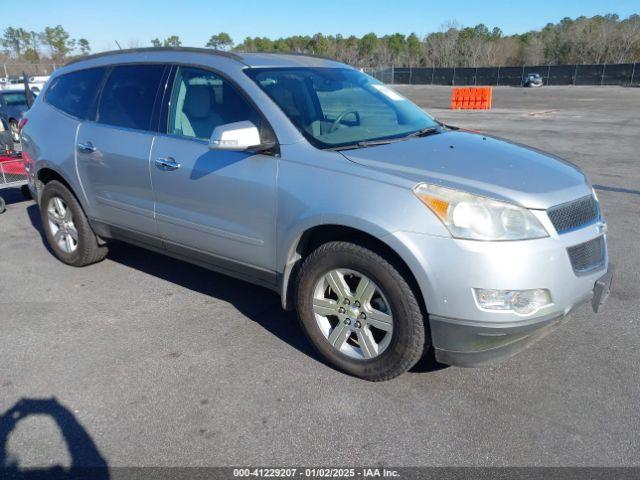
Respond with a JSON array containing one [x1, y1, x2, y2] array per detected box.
[[29, 76, 50, 95], [0, 76, 49, 94]]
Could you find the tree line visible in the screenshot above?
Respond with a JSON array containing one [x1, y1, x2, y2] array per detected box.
[[1, 25, 90, 64], [149, 14, 640, 67], [234, 14, 640, 67], [2, 13, 639, 73]]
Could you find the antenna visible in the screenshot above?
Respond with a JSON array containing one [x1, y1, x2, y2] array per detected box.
[[115, 40, 123, 50]]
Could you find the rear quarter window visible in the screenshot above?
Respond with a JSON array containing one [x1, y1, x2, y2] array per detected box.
[[45, 67, 106, 119]]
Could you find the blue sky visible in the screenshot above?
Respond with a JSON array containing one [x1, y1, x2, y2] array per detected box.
[[6, 0, 639, 52]]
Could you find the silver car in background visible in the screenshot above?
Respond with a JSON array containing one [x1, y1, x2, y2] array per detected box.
[[20, 48, 612, 381]]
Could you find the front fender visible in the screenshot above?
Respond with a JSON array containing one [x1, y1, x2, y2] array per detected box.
[[278, 214, 442, 312]]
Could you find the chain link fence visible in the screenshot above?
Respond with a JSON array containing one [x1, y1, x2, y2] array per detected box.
[[365, 63, 640, 87], [3, 62, 638, 86]]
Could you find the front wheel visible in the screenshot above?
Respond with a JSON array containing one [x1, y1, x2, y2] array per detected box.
[[296, 241, 427, 381]]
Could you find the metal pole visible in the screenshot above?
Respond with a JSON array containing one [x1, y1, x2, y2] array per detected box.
[[573, 64, 578, 86], [497, 66, 500, 86], [631, 62, 637, 86], [391, 64, 394, 84], [409, 66, 413, 85], [474, 66, 478, 86], [601, 63, 606, 86], [2, 63, 7, 78], [547, 65, 551, 86], [521, 65, 525, 86], [452, 66, 456, 86], [431, 67, 434, 85]]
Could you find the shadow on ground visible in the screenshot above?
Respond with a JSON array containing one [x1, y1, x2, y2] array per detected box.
[[26, 203, 445, 377], [593, 184, 640, 196], [0, 398, 109, 480], [26, 203, 324, 370]]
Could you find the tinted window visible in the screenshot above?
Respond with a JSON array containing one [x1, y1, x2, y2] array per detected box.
[[2, 92, 28, 106], [169, 66, 260, 140], [98, 64, 165, 131], [45, 67, 106, 119]]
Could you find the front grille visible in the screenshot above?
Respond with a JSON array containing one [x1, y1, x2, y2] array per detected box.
[[567, 236, 605, 274], [548, 195, 599, 234]]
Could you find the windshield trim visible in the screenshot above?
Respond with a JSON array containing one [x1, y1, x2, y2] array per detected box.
[[244, 66, 439, 151]]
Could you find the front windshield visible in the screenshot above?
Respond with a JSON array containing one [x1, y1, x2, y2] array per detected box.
[[245, 67, 438, 149]]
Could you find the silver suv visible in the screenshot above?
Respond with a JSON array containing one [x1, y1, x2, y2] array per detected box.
[[21, 48, 612, 381]]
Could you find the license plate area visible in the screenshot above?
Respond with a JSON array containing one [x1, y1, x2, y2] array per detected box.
[[592, 267, 613, 313]]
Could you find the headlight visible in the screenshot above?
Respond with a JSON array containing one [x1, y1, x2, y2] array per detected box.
[[413, 183, 548, 240]]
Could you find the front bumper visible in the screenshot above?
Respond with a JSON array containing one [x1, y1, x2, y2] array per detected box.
[[430, 267, 611, 367], [384, 219, 611, 367]]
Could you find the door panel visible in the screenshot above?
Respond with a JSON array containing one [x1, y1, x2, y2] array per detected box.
[[150, 135, 277, 271], [76, 122, 157, 235], [75, 63, 166, 237]]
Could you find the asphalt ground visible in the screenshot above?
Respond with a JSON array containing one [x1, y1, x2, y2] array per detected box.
[[0, 85, 638, 468]]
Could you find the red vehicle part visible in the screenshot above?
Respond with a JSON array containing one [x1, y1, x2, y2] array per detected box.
[[0, 153, 26, 175]]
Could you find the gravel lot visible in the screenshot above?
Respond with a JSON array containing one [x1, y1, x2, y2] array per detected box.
[[1, 86, 638, 469]]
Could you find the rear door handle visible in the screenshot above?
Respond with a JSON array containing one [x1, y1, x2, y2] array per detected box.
[[155, 157, 181, 171], [77, 141, 97, 153]]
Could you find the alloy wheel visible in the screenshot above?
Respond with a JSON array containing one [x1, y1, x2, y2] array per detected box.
[[312, 268, 394, 360], [47, 196, 79, 253]]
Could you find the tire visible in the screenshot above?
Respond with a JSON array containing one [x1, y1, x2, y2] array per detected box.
[[9, 119, 19, 143], [40, 180, 108, 266], [296, 241, 427, 381], [0, 196, 5, 214]]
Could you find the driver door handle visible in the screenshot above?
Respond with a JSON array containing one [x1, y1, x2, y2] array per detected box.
[[77, 141, 97, 153], [155, 157, 181, 171]]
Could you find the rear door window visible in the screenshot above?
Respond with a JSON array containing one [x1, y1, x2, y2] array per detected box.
[[45, 67, 106, 119], [97, 64, 165, 131]]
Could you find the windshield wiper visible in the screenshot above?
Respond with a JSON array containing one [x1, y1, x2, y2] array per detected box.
[[326, 126, 443, 151], [356, 138, 398, 148], [403, 126, 441, 139], [327, 139, 398, 151]]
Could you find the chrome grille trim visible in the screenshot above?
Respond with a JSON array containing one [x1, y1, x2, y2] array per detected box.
[[567, 236, 605, 275], [548, 195, 599, 234]]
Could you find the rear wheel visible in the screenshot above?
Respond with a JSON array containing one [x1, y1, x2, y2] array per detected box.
[[40, 180, 108, 266], [0, 196, 5, 214], [296, 241, 426, 381]]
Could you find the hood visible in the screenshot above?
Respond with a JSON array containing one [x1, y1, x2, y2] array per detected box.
[[341, 130, 591, 209]]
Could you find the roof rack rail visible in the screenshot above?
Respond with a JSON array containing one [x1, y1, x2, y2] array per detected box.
[[65, 47, 246, 66], [253, 51, 342, 63]]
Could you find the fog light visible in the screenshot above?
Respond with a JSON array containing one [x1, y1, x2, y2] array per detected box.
[[474, 288, 552, 314]]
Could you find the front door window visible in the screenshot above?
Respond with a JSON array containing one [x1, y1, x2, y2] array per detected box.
[[169, 67, 261, 140]]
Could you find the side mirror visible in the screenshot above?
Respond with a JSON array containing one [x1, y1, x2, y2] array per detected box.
[[209, 120, 272, 152]]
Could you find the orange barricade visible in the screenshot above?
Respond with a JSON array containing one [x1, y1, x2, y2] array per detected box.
[[450, 87, 492, 110]]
